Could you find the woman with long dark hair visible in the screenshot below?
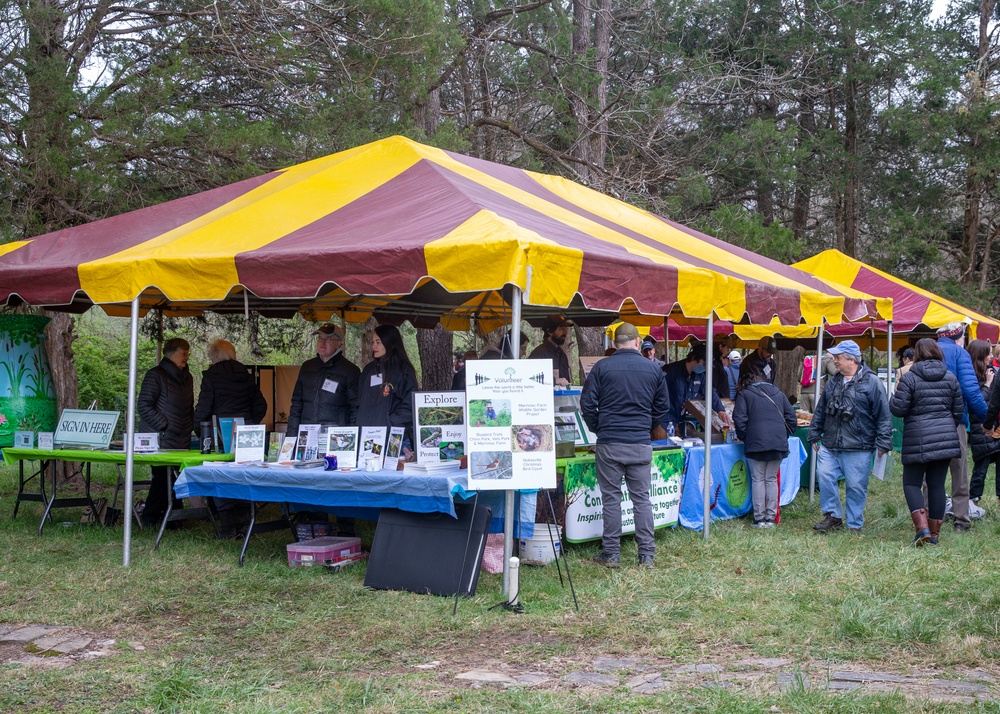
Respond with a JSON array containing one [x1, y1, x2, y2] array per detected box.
[[357, 325, 419, 451], [967, 339, 1000, 509], [890, 338, 963, 545]]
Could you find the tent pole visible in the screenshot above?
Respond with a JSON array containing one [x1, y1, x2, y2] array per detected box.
[[703, 313, 714, 540], [503, 288, 523, 597], [810, 326, 824, 502], [123, 297, 140, 567], [887, 320, 894, 395]]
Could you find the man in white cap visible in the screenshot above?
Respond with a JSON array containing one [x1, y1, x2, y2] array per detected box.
[[724, 350, 742, 400], [581, 322, 671, 569], [937, 321, 987, 531], [808, 340, 891, 533], [287, 324, 361, 434], [740, 336, 777, 385]]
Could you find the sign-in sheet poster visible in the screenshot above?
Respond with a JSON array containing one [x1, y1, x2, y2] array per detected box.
[[466, 359, 556, 491]]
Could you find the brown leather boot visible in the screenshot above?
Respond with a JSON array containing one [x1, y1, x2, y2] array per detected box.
[[928, 518, 942, 545], [911, 508, 931, 546]]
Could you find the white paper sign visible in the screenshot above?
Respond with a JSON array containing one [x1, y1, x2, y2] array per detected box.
[[295, 424, 321, 461], [326, 427, 359, 469], [277, 436, 297, 463], [37, 432, 54, 451], [234, 424, 267, 463], [383, 427, 406, 471], [13, 430, 33, 448], [466, 358, 556, 490], [133, 432, 159, 452], [360, 426, 387, 470]]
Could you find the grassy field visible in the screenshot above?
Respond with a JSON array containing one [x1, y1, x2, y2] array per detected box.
[[1, 458, 999, 713]]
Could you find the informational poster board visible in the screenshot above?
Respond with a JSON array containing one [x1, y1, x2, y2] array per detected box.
[[466, 358, 556, 491], [412, 391, 467, 463], [563, 449, 684, 542]]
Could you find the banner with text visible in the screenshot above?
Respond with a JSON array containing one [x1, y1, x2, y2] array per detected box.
[[563, 449, 684, 543]]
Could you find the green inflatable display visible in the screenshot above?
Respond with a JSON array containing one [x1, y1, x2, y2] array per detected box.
[[0, 315, 58, 447]]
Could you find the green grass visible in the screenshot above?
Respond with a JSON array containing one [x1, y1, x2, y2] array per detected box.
[[0, 460, 998, 712]]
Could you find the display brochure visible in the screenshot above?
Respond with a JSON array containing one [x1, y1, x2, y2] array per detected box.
[[325, 427, 359, 469], [413, 391, 467, 464], [383, 427, 406, 471], [360, 426, 388, 470], [578, 356, 605, 382], [466, 358, 556, 491], [217, 417, 245, 453], [234, 424, 267, 463], [277, 436, 297, 463], [54, 409, 119, 449], [295, 424, 321, 461], [13, 430, 33, 448], [37, 432, 54, 451], [267, 431, 285, 462], [133, 433, 159, 453]]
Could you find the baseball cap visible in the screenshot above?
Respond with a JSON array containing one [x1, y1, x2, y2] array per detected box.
[[614, 322, 640, 342], [728, 350, 742, 361], [542, 313, 574, 332], [312, 324, 343, 339], [758, 336, 777, 354], [640, 337, 656, 350], [827, 340, 862, 358]]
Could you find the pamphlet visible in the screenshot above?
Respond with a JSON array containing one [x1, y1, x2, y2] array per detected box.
[[267, 431, 285, 462], [295, 424, 321, 461], [413, 391, 467, 464], [383, 427, 406, 471], [277, 436, 297, 463], [218, 417, 245, 454], [360, 426, 388, 470], [13, 430, 33, 448], [234, 424, 267, 463], [37, 432, 54, 451], [326, 427, 359, 469]]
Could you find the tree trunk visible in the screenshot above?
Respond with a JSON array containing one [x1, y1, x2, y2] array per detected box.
[[416, 324, 453, 391], [774, 346, 805, 405]]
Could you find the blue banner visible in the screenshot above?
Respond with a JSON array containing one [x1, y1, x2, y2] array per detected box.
[[679, 437, 806, 529]]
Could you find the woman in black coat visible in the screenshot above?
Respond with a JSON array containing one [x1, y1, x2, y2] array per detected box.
[[732, 365, 797, 528], [967, 339, 1000, 507], [357, 325, 419, 452], [889, 338, 964, 546]]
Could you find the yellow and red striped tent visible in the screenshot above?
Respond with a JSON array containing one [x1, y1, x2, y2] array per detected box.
[[0, 136, 887, 329]]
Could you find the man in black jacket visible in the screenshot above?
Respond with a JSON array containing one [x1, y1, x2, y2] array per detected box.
[[287, 324, 361, 537], [581, 322, 671, 569], [286, 324, 361, 434], [137, 337, 193, 527], [740, 336, 778, 385]]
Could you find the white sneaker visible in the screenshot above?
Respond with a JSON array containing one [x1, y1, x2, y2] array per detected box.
[[944, 497, 954, 521], [969, 501, 986, 520]]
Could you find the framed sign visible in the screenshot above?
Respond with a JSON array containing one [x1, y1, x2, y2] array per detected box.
[[54, 409, 120, 449]]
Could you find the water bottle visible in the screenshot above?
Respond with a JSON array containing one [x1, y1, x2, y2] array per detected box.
[[200, 421, 213, 454], [666, 422, 676, 438]]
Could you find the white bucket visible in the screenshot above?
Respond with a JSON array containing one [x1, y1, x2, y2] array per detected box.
[[518, 524, 562, 564]]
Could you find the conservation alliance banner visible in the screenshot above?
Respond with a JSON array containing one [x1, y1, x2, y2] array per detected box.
[[563, 449, 684, 543]]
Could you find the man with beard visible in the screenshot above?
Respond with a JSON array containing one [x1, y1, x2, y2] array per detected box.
[[529, 314, 574, 386]]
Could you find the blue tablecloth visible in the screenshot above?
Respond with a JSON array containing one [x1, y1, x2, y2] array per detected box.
[[174, 464, 536, 537], [678, 437, 806, 529]]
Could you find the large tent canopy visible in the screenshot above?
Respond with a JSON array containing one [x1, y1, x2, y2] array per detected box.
[[0, 136, 885, 330]]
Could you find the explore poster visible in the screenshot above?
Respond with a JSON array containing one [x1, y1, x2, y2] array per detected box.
[[466, 359, 555, 491]]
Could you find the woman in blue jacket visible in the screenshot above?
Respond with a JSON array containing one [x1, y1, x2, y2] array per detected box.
[[732, 365, 797, 528]]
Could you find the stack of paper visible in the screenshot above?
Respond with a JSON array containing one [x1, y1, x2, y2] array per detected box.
[[402, 460, 463, 475]]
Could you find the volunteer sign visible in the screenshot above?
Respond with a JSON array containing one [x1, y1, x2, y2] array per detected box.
[[563, 449, 684, 542], [54, 409, 120, 449]]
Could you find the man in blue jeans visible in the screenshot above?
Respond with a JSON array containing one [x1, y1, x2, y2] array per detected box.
[[581, 322, 671, 568], [807, 340, 892, 532]]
